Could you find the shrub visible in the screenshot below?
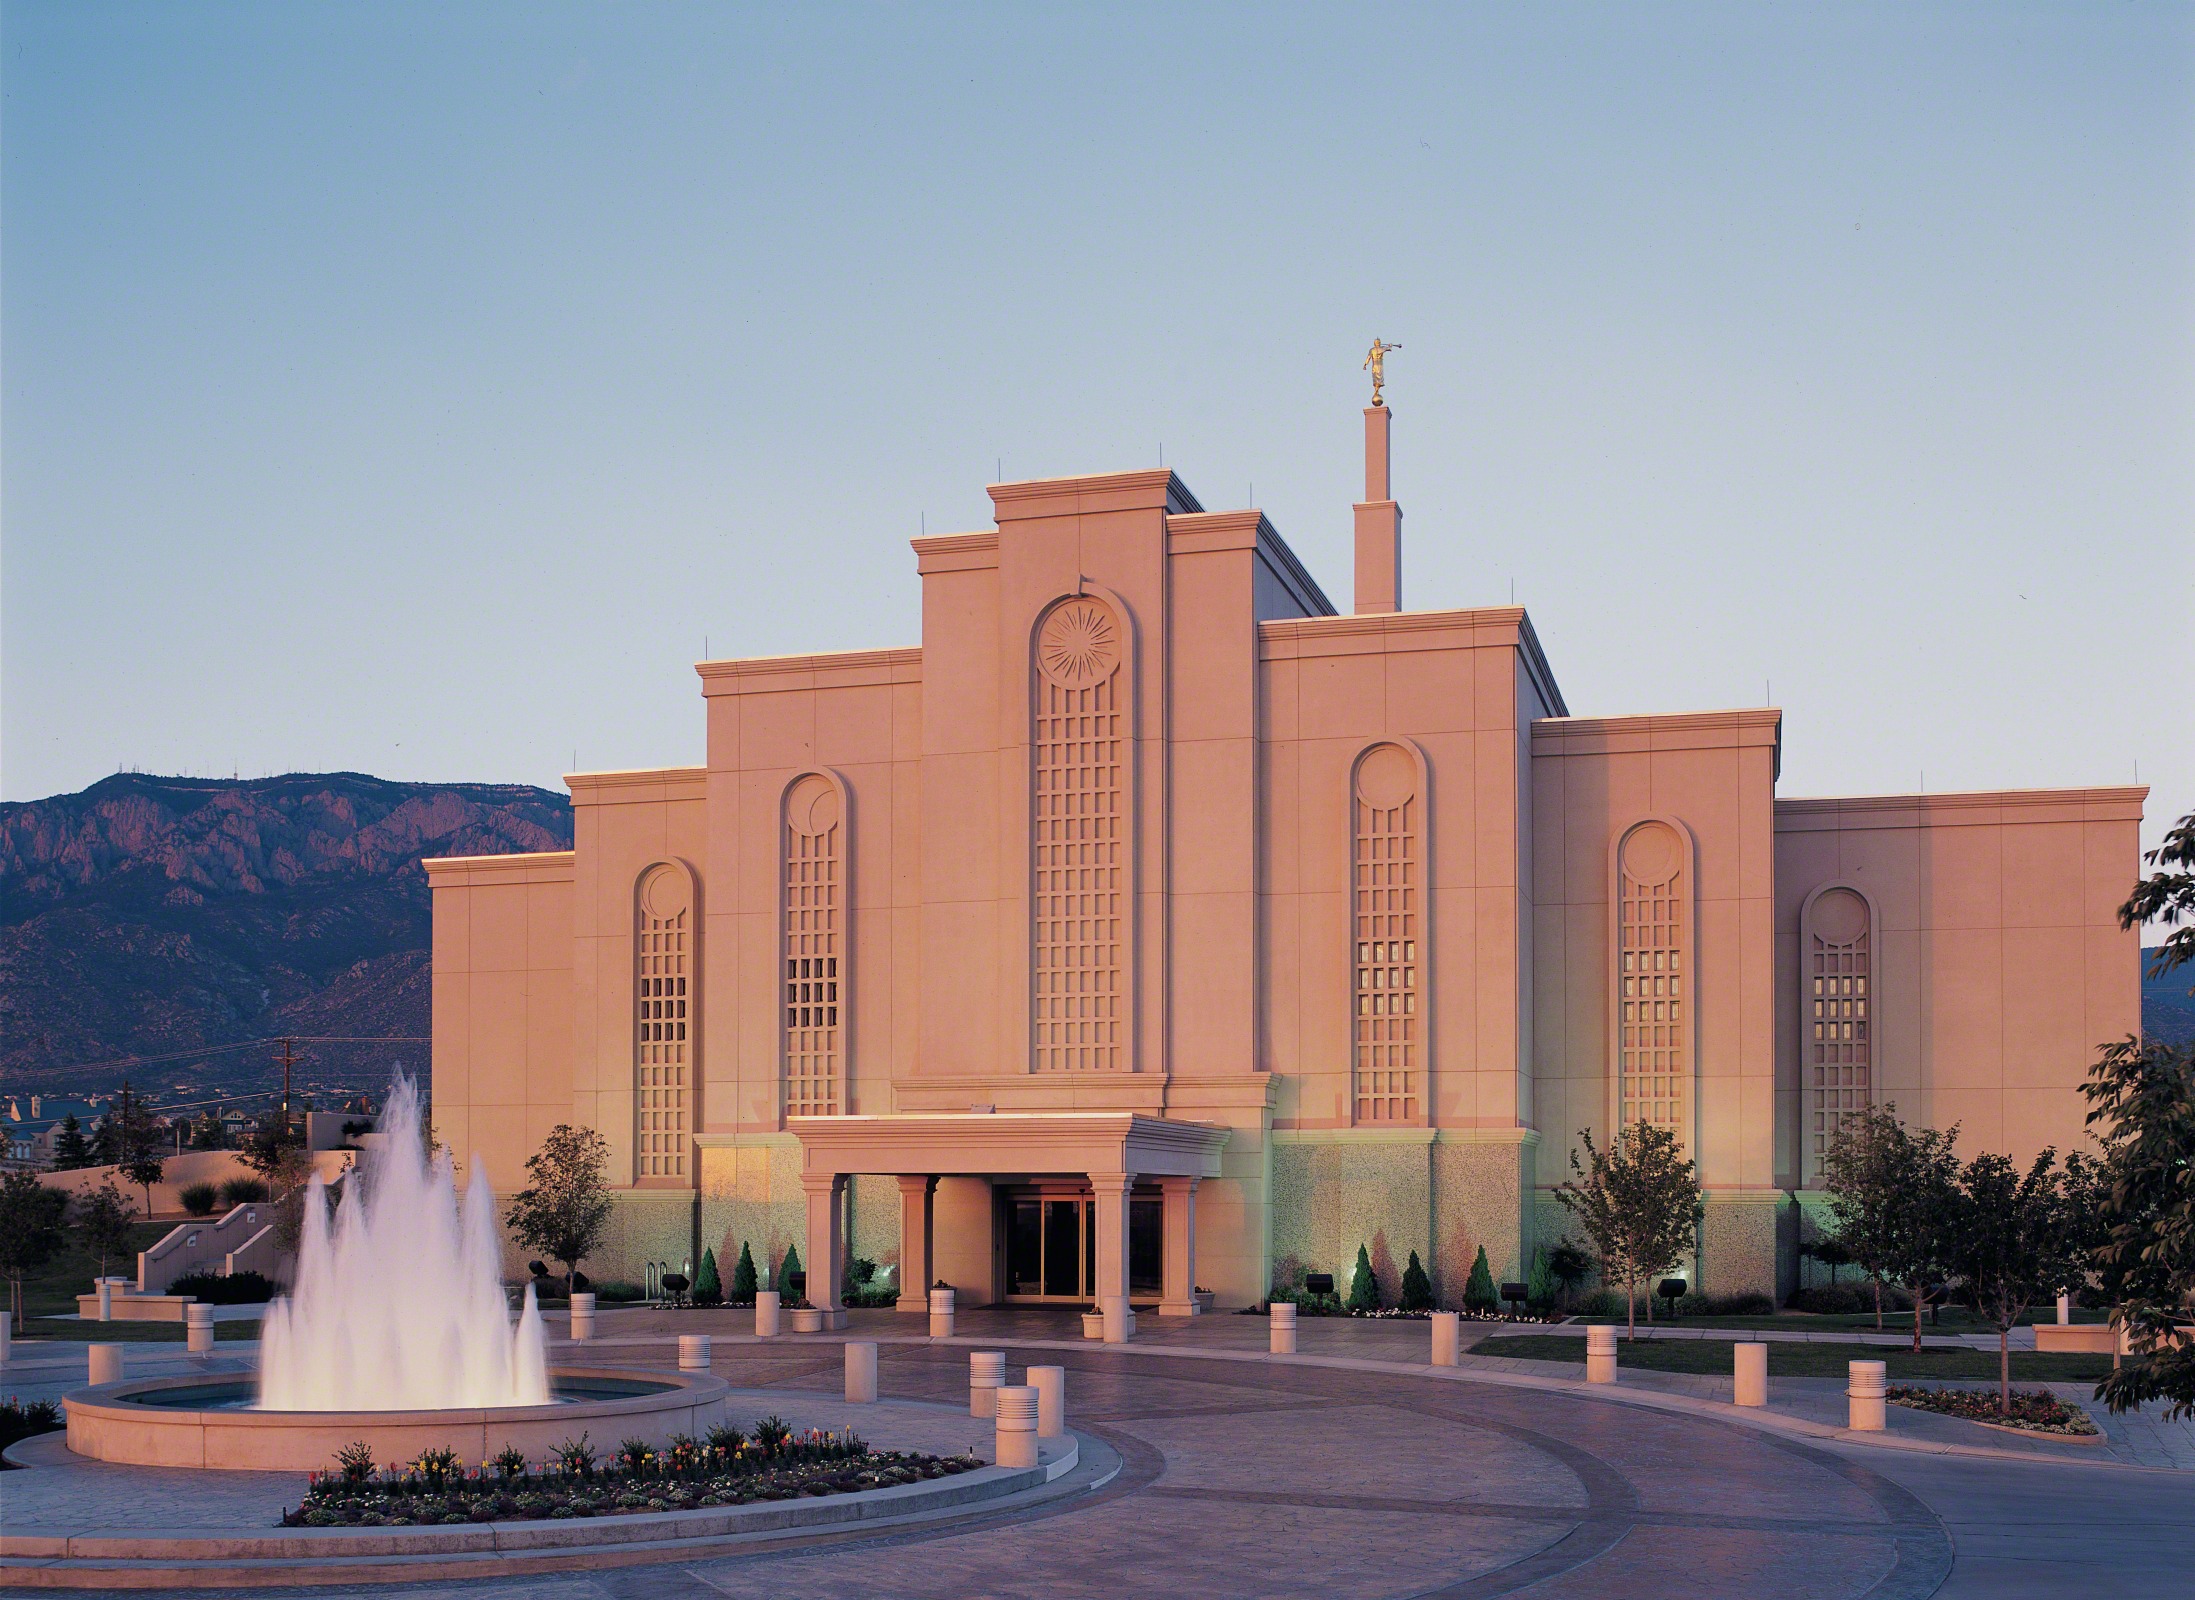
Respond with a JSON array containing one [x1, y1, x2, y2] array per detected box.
[[753, 1414, 792, 1459], [1398, 1250, 1434, 1311], [778, 1244, 803, 1294], [616, 1438, 654, 1476], [1346, 1244, 1381, 1312], [706, 1422, 747, 1465], [178, 1182, 221, 1217], [1526, 1248, 1555, 1308], [554, 1432, 598, 1477], [1786, 1283, 1876, 1315], [218, 1177, 268, 1207], [594, 1281, 643, 1303], [730, 1242, 758, 1302], [1464, 1246, 1498, 1313], [491, 1445, 528, 1482], [169, 1269, 276, 1304], [412, 1447, 460, 1491], [1674, 1290, 1775, 1316], [334, 1441, 377, 1486], [0, 1397, 64, 1452], [692, 1247, 722, 1305]]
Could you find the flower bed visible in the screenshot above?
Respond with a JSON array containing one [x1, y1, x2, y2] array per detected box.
[[282, 1416, 980, 1528], [1245, 1299, 1560, 1323], [1886, 1384, 2099, 1436]]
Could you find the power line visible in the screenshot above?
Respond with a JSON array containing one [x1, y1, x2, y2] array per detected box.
[[19, 1035, 430, 1078]]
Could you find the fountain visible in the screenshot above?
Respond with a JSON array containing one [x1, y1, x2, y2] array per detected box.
[[259, 1074, 549, 1410], [63, 1074, 725, 1470]]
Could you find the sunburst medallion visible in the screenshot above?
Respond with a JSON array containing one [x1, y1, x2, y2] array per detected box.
[[1038, 599, 1120, 686]]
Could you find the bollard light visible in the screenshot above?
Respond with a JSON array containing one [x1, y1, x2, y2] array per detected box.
[[1586, 1324, 1617, 1384], [754, 1289, 781, 1339], [970, 1350, 1006, 1417], [928, 1285, 955, 1339], [845, 1341, 879, 1403], [1028, 1365, 1065, 1438], [1269, 1301, 1298, 1355], [1847, 1360, 1887, 1431], [1431, 1310, 1461, 1367], [994, 1384, 1039, 1470], [1733, 1341, 1767, 1407]]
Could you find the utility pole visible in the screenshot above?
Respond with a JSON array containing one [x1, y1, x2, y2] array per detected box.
[[276, 1038, 296, 1138]]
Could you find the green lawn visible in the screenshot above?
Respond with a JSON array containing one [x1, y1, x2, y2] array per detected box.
[[1577, 1307, 2105, 1333], [10, 1221, 174, 1319], [1481, 1333, 2114, 1383], [14, 1316, 262, 1344]]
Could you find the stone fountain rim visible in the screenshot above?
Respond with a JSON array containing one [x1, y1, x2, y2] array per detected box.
[[63, 1365, 729, 1429]]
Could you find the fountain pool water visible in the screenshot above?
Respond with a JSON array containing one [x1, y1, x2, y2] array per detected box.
[[257, 1073, 549, 1411], [64, 1071, 727, 1471]]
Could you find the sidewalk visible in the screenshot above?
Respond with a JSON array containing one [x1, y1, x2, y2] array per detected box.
[[1514, 1319, 2037, 1351]]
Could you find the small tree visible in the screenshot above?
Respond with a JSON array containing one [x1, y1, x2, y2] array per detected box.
[[1464, 1245, 1498, 1312], [503, 1125, 614, 1297], [1951, 1147, 2095, 1415], [50, 1115, 90, 1170], [730, 1241, 759, 1303], [1526, 1247, 1555, 1309], [779, 1243, 804, 1299], [2119, 807, 2193, 987], [1346, 1243, 1381, 1311], [0, 1170, 69, 1321], [2083, 1030, 2195, 1418], [75, 1181, 137, 1281], [1546, 1240, 1592, 1310], [86, 1113, 120, 1167], [1824, 1105, 1964, 1349], [113, 1084, 167, 1216], [1398, 1250, 1434, 1311], [189, 1113, 226, 1151], [1554, 1121, 1702, 1340], [693, 1246, 722, 1305]]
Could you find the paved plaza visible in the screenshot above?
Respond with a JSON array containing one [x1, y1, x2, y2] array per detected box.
[[4, 1307, 2190, 1597]]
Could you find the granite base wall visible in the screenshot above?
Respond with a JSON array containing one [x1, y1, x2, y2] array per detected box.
[[1269, 1135, 1532, 1306]]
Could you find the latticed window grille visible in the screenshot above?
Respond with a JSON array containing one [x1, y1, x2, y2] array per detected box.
[[1807, 890, 1871, 1168], [1351, 745, 1421, 1123], [1032, 597, 1125, 1072], [782, 774, 844, 1116], [635, 867, 691, 1181], [1616, 825, 1688, 1136]]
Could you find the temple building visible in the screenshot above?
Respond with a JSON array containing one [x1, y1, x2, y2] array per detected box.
[[428, 395, 2146, 1321]]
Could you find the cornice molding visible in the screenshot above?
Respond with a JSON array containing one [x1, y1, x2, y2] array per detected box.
[[565, 766, 707, 803], [1775, 785, 2148, 829], [421, 850, 576, 882], [988, 468, 1204, 519], [697, 646, 922, 694]]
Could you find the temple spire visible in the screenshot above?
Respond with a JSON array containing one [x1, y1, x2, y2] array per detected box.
[[1353, 390, 1402, 615]]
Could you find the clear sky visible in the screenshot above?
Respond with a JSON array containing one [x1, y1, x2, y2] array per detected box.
[[4, 4, 2190, 862]]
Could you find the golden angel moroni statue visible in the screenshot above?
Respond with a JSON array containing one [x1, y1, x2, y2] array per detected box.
[[1363, 338, 1401, 406]]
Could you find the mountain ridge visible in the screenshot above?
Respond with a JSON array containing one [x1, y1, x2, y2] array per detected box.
[[0, 772, 571, 1095]]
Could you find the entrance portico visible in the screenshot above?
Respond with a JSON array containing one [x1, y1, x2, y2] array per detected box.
[[787, 1113, 1229, 1336]]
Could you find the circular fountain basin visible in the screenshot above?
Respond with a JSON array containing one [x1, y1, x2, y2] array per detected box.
[[62, 1366, 729, 1471]]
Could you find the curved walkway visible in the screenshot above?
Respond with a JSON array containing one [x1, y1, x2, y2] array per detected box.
[[8, 1308, 2189, 1598]]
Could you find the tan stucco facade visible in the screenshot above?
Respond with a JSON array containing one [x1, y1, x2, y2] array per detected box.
[[428, 405, 2145, 1309]]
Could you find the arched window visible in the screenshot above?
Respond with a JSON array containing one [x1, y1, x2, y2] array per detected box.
[[1615, 821, 1691, 1137], [1803, 885, 1872, 1178], [635, 864, 693, 1183], [782, 773, 846, 1117], [1351, 743, 1423, 1123], [1032, 595, 1129, 1072]]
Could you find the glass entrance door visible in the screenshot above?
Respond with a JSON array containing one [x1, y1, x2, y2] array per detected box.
[[1003, 1194, 1094, 1300], [1000, 1186, 1164, 1303]]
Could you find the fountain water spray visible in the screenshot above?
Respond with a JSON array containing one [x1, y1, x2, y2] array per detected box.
[[258, 1073, 549, 1410]]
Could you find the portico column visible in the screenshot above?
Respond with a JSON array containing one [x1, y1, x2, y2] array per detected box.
[[894, 1175, 936, 1313], [801, 1172, 848, 1329], [1158, 1175, 1200, 1316], [1091, 1171, 1135, 1343]]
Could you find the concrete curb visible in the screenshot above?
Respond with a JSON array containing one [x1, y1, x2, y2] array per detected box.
[[0, 1434, 1084, 1590], [841, 1330, 2186, 1477]]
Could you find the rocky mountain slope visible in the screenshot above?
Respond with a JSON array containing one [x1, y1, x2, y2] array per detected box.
[[0, 773, 571, 1095]]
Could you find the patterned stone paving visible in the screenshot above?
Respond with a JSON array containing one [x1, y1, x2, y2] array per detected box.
[[4, 1308, 2190, 1597]]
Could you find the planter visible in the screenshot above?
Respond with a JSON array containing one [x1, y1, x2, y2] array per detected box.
[[791, 1306, 826, 1334], [1080, 1312, 1104, 1340]]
